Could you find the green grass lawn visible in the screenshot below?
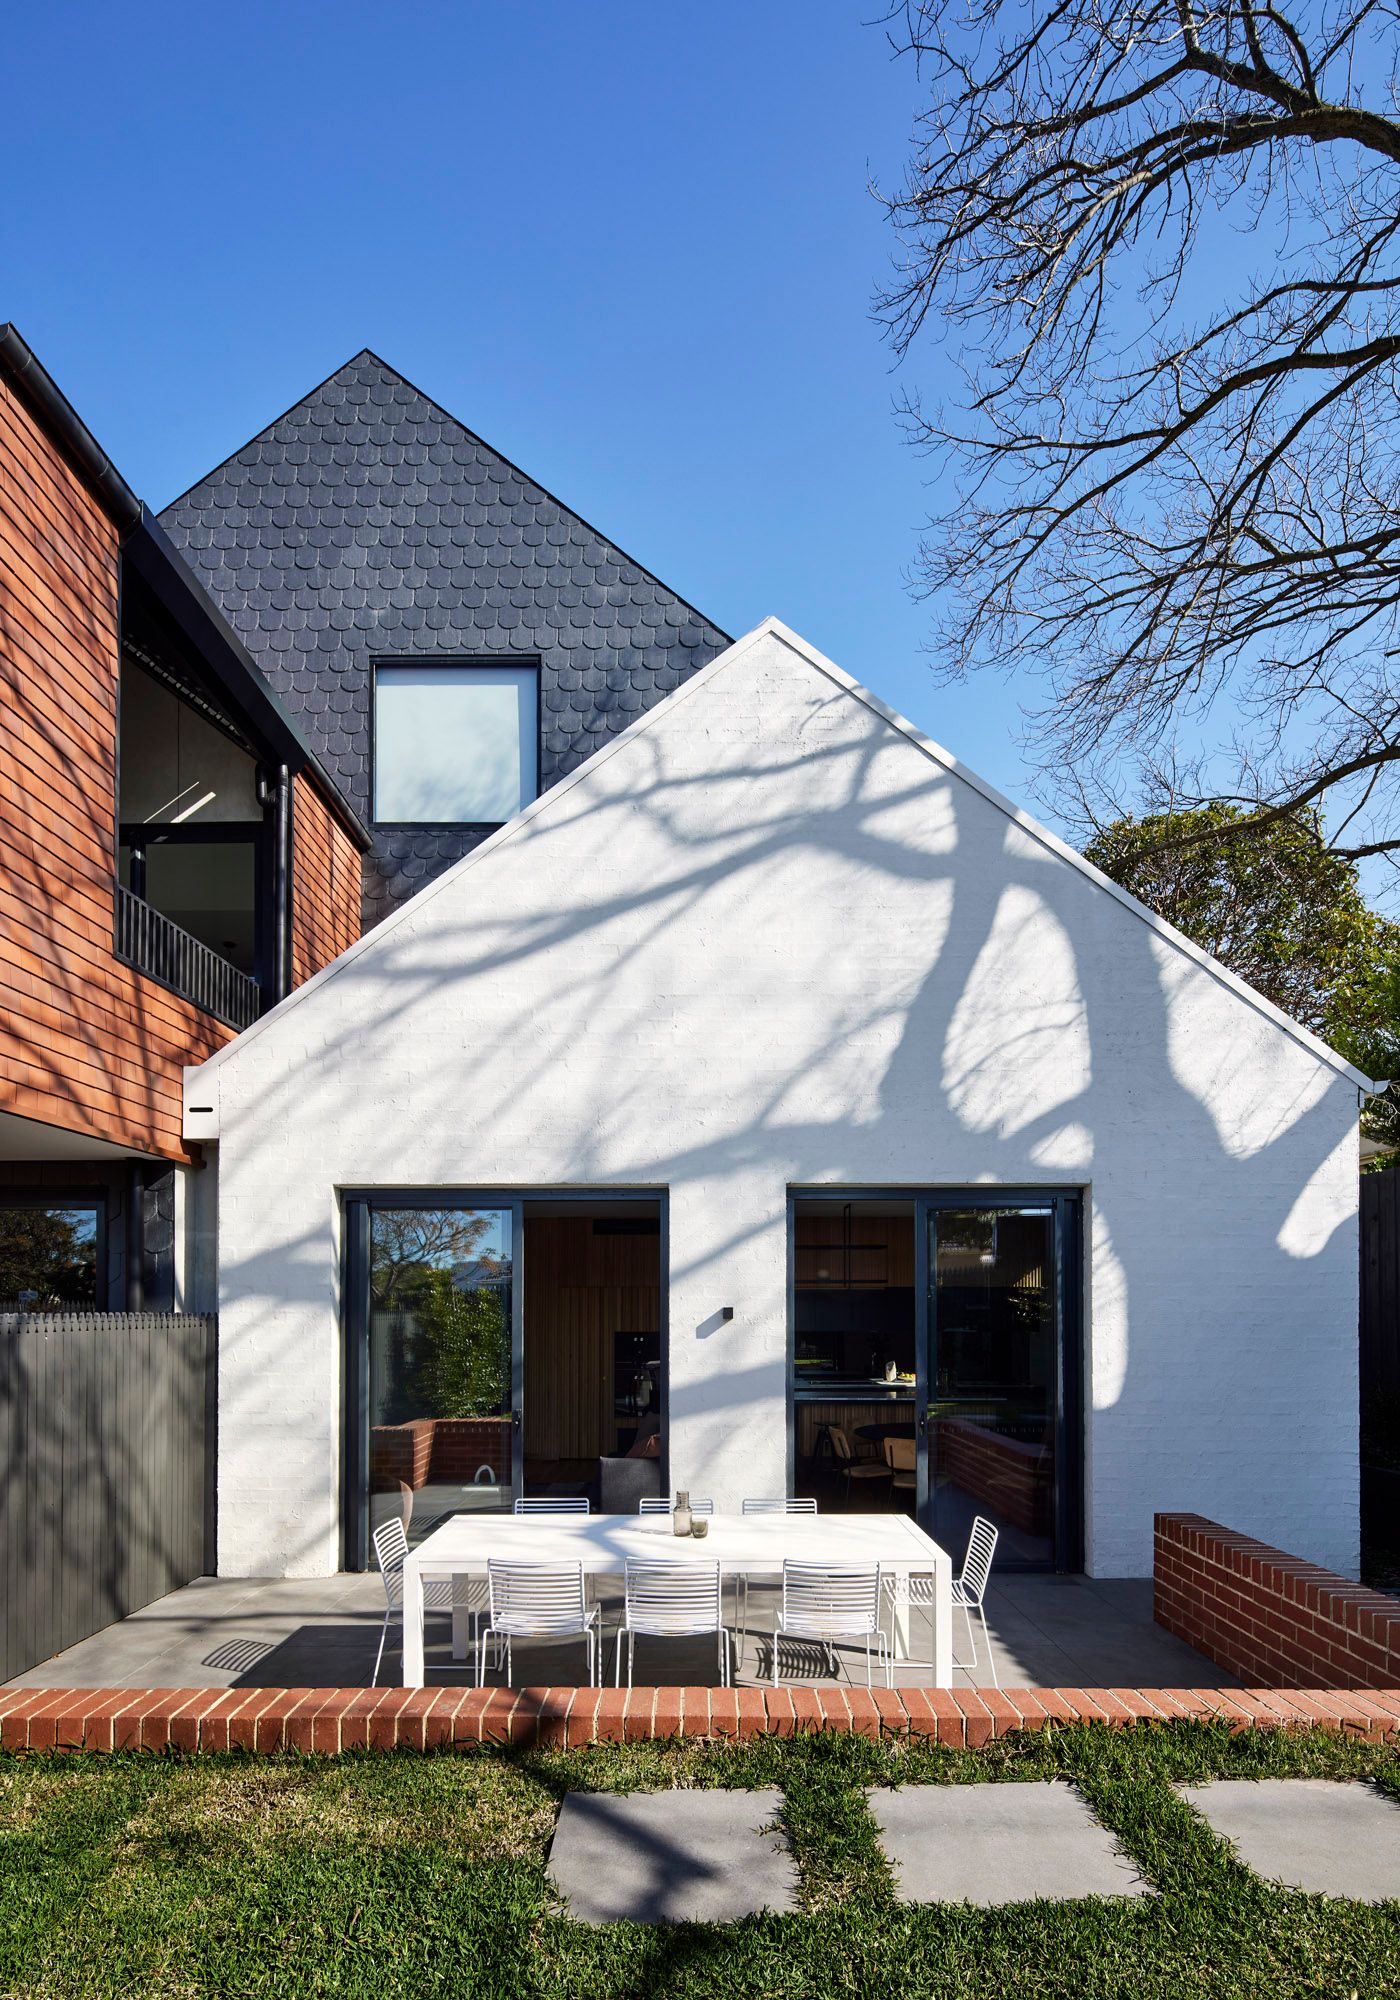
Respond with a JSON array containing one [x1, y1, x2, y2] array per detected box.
[[2, 1723, 1399, 1998]]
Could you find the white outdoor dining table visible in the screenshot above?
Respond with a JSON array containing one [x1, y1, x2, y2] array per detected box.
[[400, 1511, 954, 1688]]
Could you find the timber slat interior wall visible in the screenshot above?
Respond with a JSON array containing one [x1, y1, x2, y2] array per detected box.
[[0, 1311, 215, 1683], [1361, 1165, 1400, 1398], [522, 1219, 660, 1460]]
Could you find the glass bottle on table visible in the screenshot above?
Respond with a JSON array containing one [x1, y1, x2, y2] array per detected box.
[[673, 1490, 692, 1536]]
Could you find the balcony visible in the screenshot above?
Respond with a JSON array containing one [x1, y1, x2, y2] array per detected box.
[[114, 883, 261, 1030]]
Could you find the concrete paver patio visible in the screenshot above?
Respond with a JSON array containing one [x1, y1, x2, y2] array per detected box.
[[1178, 1779, 1400, 1902], [547, 1790, 797, 1924], [869, 1782, 1150, 1906], [5, 1570, 1239, 1692]]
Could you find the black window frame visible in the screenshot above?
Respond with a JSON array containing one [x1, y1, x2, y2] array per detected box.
[[786, 1184, 1084, 1574], [340, 1185, 668, 1570], [369, 656, 544, 832], [0, 1190, 109, 1309]]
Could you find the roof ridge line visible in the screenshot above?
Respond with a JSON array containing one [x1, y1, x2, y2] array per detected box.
[[186, 615, 1373, 1097], [159, 349, 732, 642]]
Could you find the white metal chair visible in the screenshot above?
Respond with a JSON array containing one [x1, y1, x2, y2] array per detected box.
[[882, 1515, 1001, 1687], [513, 1496, 591, 1515], [736, 1497, 817, 1637], [615, 1558, 732, 1687], [638, 1496, 714, 1515], [371, 1518, 481, 1686], [477, 1560, 600, 1685], [773, 1560, 891, 1688]]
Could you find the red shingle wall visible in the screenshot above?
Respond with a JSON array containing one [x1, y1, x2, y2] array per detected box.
[[0, 375, 231, 1160], [290, 771, 361, 986], [1155, 1512, 1400, 1688]]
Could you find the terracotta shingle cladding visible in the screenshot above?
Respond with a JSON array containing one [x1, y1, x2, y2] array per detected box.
[[0, 374, 229, 1159]]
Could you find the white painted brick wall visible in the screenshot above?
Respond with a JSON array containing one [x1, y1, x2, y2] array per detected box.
[[193, 623, 1361, 1580]]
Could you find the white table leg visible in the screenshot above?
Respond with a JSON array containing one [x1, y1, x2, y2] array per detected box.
[[887, 1583, 912, 1663], [451, 1573, 472, 1662], [402, 1561, 425, 1688], [932, 1551, 953, 1687]]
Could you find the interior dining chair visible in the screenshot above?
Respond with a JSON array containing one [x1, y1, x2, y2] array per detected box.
[[477, 1559, 600, 1686], [881, 1515, 1001, 1687], [371, 1517, 479, 1686], [615, 1557, 731, 1688], [883, 1436, 917, 1502], [773, 1559, 891, 1688], [512, 1496, 591, 1515], [637, 1496, 715, 1515], [828, 1425, 893, 1506]]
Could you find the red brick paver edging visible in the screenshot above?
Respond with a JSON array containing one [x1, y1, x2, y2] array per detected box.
[[3, 1684, 1400, 1753]]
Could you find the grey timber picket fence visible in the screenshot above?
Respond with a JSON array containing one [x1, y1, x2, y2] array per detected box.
[[0, 1311, 216, 1683]]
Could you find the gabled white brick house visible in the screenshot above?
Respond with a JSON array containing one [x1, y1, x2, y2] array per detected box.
[[185, 620, 1365, 1582]]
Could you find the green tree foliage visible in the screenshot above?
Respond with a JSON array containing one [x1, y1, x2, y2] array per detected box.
[[0, 1206, 98, 1305], [1085, 805, 1400, 1041], [369, 1209, 510, 1419], [410, 1267, 509, 1421]]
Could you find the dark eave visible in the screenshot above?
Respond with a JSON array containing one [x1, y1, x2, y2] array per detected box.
[[125, 517, 371, 853], [0, 322, 371, 856], [0, 322, 141, 533]]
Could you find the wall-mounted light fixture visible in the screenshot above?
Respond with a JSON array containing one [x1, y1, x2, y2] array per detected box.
[[720, 1307, 734, 1322]]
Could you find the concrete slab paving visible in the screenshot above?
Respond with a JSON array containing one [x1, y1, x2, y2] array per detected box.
[[869, 1782, 1151, 1906], [1178, 1779, 1400, 1901], [8, 1566, 1239, 1692], [547, 1789, 797, 1925]]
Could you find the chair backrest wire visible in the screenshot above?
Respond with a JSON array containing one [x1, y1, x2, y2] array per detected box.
[[513, 1496, 591, 1515], [741, 1497, 818, 1515], [372, 1518, 408, 1608], [637, 1496, 715, 1515], [623, 1558, 722, 1635], [487, 1559, 588, 1633], [781, 1560, 881, 1635], [960, 1517, 999, 1604]]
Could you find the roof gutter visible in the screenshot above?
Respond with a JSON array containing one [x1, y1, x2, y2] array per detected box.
[[0, 322, 142, 536]]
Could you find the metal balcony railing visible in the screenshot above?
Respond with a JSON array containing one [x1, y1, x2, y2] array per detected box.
[[113, 883, 262, 1030]]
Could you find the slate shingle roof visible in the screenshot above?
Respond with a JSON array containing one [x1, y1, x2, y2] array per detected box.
[[160, 351, 732, 923]]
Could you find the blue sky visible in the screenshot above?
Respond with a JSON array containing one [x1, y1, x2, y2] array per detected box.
[[2, 2, 1040, 794]]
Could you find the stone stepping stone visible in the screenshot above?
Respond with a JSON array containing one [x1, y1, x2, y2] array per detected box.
[[547, 1788, 798, 1925], [869, 1782, 1150, 1906], [1178, 1779, 1400, 1901]]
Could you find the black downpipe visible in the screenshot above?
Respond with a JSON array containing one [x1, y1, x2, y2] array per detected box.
[[124, 1161, 147, 1311], [272, 764, 294, 1004]]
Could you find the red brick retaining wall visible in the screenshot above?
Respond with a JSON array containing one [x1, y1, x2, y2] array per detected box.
[[370, 1418, 512, 1494], [1155, 1512, 1400, 1688], [937, 1418, 1051, 1536], [3, 1683, 1399, 1754]]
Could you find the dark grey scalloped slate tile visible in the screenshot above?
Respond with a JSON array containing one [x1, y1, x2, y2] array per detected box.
[[160, 350, 730, 926]]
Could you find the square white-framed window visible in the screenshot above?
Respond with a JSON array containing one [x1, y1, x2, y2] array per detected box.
[[372, 662, 539, 825]]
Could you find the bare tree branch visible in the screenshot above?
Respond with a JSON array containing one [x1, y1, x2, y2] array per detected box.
[[881, 0, 1400, 858]]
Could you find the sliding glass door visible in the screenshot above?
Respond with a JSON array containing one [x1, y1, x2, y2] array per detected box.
[[787, 1187, 1081, 1572], [920, 1193, 1080, 1571], [344, 1198, 522, 1561]]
